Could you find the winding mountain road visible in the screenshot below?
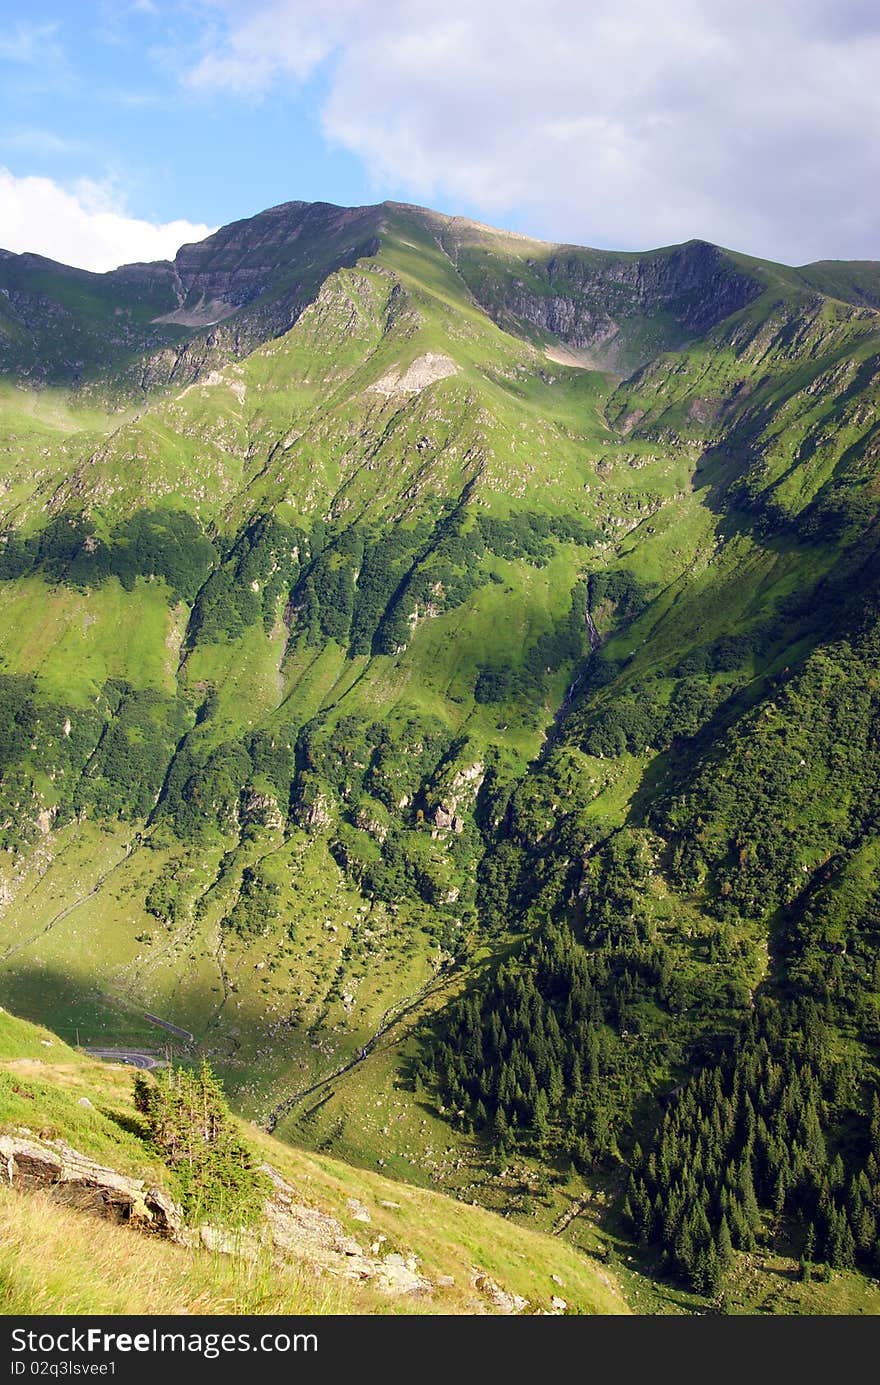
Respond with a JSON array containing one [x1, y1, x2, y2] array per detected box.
[[84, 1048, 163, 1070]]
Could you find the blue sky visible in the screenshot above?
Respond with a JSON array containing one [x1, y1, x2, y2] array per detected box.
[[0, 3, 374, 228], [1, 1, 878, 270]]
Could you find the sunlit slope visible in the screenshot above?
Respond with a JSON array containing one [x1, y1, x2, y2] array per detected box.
[[0, 199, 878, 1116], [0, 216, 716, 1123]]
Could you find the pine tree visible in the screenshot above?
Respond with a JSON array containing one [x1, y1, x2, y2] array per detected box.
[[493, 1104, 510, 1148], [533, 1088, 551, 1149], [856, 1205, 876, 1256], [633, 1180, 653, 1243], [803, 1222, 817, 1262], [717, 1214, 734, 1270], [547, 1061, 564, 1110], [738, 1156, 762, 1237], [828, 1153, 846, 1193], [802, 1097, 827, 1174], [692, 1245, 710, 1295], [870, 1092, 880, 1161], [704, 1241, 724, 1298], [728, 1196, 754, 1251], [675, 1217, 696, 1280], [827, 1207, 856, 1270], [134, 1062, 268, 1225], [840, 1213, 857, 1270]]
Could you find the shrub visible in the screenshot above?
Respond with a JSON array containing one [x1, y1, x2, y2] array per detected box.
[[134, 1061, 269, 1226]]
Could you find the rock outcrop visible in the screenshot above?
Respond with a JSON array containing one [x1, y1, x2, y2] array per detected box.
[[457, 239, 762, 375], [368, 353, 458, 396], [470, 1270, 529, 1315], [240, 788, 284, 831], [430, 761, 485, 836], [0, 1134, 180, 1232], [305, 793, 334, 829], [233, 1165, 432, 1296]]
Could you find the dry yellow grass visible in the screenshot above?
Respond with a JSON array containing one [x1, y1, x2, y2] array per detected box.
[[0, 1188, 357, 1316]]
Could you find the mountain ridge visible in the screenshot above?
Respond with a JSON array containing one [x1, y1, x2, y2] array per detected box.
[[7, 196, 880, 286], [3, 197, 880, 390]]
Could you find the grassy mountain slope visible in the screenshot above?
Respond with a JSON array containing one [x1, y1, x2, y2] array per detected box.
[[0, 199, 878, 1313]]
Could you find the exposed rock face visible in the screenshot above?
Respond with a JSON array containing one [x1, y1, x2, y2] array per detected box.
[[432, 804, 464, 833], [0, 1134, 181, 1232], [305, 793, 334, 829], [169, 201, 380, 318], [144, 202, 385, 389], [368, 352, 458, 396], [459, 239, 762, 375], [241, 789, 284, 831], [353, 807, 388, 842], [430, 761, 485, 836]]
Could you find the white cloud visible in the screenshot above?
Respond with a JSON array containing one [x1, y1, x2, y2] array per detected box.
[[184, 0, 880, 263], [0, 168, 215, 272], [187, 0, 351, 93]]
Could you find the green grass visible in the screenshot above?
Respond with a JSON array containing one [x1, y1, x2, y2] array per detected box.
[[0, 1189, 355, 1315], [0, 574, 185, 703], [183, 619, 289, 745]]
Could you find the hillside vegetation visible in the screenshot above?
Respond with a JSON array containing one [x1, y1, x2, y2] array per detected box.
[[0, 199, 879, 1313]]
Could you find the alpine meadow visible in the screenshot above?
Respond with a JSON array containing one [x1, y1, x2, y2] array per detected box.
[[1, 198, 879, 1315]]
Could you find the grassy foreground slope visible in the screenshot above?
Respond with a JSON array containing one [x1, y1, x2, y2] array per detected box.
[[0, 1006, 628, 1316]]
